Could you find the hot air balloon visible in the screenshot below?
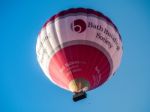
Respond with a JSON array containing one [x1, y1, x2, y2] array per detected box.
[[36, 8, 123, 102]]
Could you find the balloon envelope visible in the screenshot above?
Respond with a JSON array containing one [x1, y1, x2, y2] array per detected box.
[[36, 8, 123, 93]]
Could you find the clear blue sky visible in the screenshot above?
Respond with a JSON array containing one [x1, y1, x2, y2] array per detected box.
[[1, 0, 150, 112]]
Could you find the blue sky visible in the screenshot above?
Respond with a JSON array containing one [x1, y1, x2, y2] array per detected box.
[[1, 0, 150, 112]]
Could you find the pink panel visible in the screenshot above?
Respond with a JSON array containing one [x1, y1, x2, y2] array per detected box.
[[49, 45, 110, 90]]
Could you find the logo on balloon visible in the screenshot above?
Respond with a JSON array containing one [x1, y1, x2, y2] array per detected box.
[[71, 19, 86, 33]]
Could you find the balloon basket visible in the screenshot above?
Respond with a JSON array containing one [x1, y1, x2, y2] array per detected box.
[[73, 91, 87, 102]]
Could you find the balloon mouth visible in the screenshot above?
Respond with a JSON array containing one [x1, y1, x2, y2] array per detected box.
[[68, 78, 90, 93]]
